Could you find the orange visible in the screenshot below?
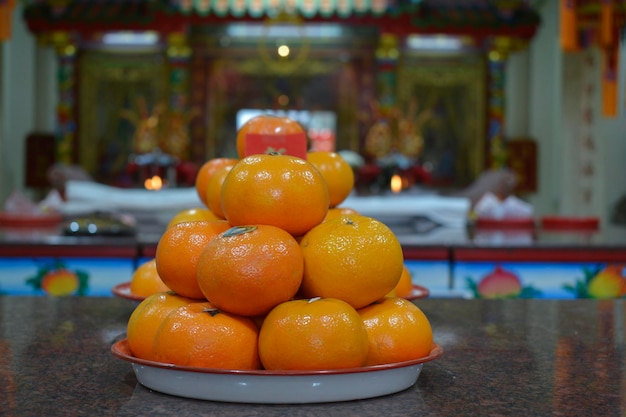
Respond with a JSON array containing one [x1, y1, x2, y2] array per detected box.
[[306, 151, 355, 207], [166, 207, 221, 228], [153, 301, 261, 369], [129, 258, 171, 297], [392, 265, 414, 298], [358, 297, 433, 365], [323, 206, 358, 222], [299, 214, 404, 309], [197, 225, 304, 317], [155, 220, 231, 299], [236, 114, 305, 158], [205, 165, 233, 219], [221, 154, 329, 237], [258, 297, 369, 370], [126, 292, 195, 361], [194, 158, 238, 206]]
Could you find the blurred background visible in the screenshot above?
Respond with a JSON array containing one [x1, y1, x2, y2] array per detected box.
[[0, 0, 625, 226]]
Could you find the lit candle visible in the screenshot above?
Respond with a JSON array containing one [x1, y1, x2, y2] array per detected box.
[[390, 174, 402, 193], [144, 175, 163, 191]]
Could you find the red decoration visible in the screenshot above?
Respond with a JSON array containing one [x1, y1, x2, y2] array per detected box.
[[0, 0, 15, 42], [245, 133, 308, 160], [560, 0, 579, 51]]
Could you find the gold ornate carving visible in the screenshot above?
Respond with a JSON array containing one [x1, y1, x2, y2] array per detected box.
[[167, 32, 191, 58], [38, 31, 77, 56], [376, 33, 399, 61], [233, 57, 341, 76], [489, 36, 528, 60], [256, 10, 311, 75]]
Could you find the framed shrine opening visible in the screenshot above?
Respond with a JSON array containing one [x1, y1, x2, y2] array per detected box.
[[192, 23, 376, 161], [396, 54, 486, 187], [78, 51, 169, 186]]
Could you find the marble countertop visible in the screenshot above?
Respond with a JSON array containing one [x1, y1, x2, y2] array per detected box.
[[1, 296, 623, 416]]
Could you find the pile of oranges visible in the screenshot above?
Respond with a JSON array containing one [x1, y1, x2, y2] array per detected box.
[[126, 114, 433, 371]]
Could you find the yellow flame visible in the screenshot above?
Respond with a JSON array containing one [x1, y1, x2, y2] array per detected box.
[[144, 175, 163, 191], [391, 174, 402, 193]]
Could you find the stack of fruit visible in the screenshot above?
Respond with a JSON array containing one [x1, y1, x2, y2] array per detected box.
[[125, 115, 433, 372]]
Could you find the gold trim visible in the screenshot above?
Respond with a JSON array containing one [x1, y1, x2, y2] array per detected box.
[[490, 36, 528, 60], [167, 32, 191, 58]]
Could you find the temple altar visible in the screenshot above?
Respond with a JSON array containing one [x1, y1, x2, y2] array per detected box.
[[22, 0, 543, 192]]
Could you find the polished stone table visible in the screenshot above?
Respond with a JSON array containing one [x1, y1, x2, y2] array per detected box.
[[1, 296, 624, 416]]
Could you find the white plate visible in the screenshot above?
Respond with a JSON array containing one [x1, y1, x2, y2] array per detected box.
[[111, 339, 443, 404]]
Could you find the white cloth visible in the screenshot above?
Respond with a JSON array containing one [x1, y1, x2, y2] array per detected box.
[[62, 181, 471, 228], [474, 192, 533, 219], [62, 181, 202, 214]]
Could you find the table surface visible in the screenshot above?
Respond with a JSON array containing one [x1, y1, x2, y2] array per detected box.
[[1, 296, 624, 416]]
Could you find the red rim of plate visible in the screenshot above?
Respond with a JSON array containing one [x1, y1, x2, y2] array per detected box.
[[405, 284, 430, 300], [111, 282, 145, 302], [0, 212, 62, 227], [111, 338, 443, 376], [112, 282, 430, 303]]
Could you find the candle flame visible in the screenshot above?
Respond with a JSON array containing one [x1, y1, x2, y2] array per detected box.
[[144, 175, 163, 191], [391, 174, 402, 193]]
